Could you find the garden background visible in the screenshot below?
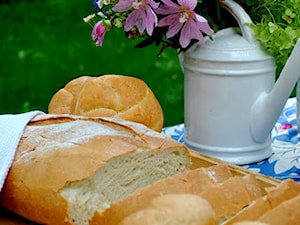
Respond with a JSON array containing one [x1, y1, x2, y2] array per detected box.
[[0, 0, 184, 127]]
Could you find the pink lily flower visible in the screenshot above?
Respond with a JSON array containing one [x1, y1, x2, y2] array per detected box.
[[113, 0, 159, 36], [156, 0, 214, 48], [92, 21, 107, 46]]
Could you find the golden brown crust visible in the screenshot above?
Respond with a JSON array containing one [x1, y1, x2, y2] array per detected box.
[[48, 76, 94, 114], [0, 114, 189, 225], [223, 179, 300, 225], [199, 174, 263, 218], [48, 75, 164, 132], [223, 198, 271, 225], [265, 178, 300, 207], [258, 194, 300, 225], [118, 194, 219, 225]]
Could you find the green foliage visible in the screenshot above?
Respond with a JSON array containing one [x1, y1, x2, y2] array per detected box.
[[238, 0, 300, 74], [0, 0, 184, 126]]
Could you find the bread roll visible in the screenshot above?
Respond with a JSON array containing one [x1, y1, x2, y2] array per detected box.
[[0, 114, 190, 225], [48, 75, 164, 132], [118, 194, 219, 225], [90, 164, 233, 225]]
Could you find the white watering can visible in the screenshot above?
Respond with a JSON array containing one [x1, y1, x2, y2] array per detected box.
[[182, 0, 300, 164]]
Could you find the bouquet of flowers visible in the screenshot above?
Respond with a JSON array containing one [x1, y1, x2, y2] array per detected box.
[[84, 0, 300, 69], [84, 0, 222, 52]]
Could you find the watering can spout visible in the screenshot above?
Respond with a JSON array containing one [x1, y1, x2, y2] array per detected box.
[[251, 39, 300, 142]]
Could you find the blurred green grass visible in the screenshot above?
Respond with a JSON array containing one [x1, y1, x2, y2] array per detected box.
[[0, 0, 184, 126]]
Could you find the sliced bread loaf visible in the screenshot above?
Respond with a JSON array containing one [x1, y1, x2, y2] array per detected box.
[[90, 164, 233, 225], [89, 165, 264, 225], [0, 114, 190, 225]]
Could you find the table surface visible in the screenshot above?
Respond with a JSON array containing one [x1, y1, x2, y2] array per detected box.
[[162, 97, 300, 182]]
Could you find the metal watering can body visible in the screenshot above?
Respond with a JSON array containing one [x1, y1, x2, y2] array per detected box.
[[182, 0, 300, 164]]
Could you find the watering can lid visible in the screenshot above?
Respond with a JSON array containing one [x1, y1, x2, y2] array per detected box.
[[185, 27, 273, 62]]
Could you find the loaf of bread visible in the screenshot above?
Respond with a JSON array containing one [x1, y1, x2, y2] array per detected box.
[[118, 194, 219, 225], [48, 75, 164, 132], [0, 114, 190, 225], [1, 113, 298, 225]]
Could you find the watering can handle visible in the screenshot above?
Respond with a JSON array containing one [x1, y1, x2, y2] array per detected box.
[[221, 0, 256, 43]]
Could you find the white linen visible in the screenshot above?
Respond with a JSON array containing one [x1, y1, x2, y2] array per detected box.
[[0, 110, 44, 191]]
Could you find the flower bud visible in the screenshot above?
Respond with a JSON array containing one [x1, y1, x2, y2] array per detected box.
[[83, 14, 96, 23], [113, 18, 123, 28], [103, 19, 112, 30]]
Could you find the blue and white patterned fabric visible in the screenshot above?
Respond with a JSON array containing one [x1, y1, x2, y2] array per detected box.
[[162, 98, 300, 182]]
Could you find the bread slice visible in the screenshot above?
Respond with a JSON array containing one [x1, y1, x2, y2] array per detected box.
[[223, 179, 300, 224], [89, 164, 234, 225], [199, 174, 263, 220], [0, 114, 190, 225], [258, 194, 300, 225]]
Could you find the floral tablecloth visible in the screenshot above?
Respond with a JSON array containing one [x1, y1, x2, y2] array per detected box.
[[162, 98, 300, 182]]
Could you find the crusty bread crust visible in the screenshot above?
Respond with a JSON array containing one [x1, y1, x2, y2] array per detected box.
[[199, 174, 263, 219], [0, 114, 190, 225], [258, 194, 300, 225], [48, 76, 93, 115], [118, 194, 219, 225], [224, 179, 300, 225], [48, 75, 164, 132]]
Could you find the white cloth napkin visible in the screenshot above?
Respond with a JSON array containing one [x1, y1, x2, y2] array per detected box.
[[0, 110, 44, 191]]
